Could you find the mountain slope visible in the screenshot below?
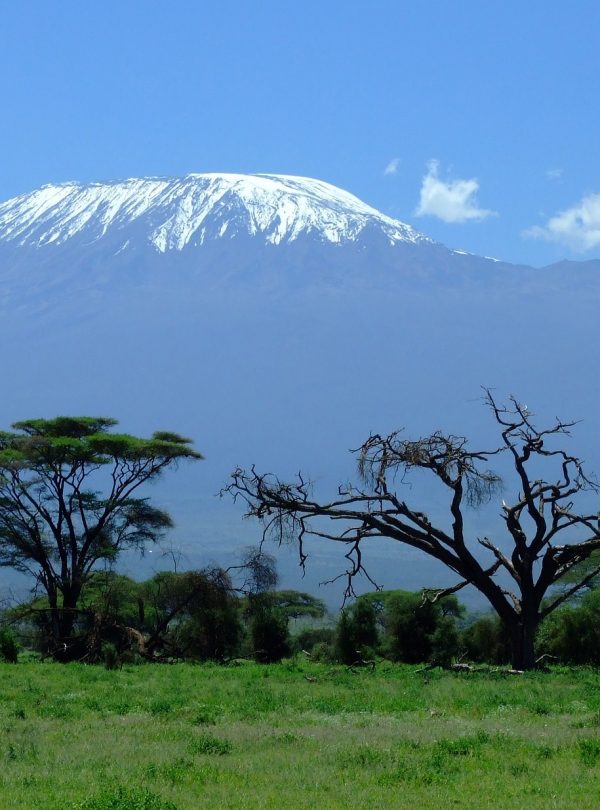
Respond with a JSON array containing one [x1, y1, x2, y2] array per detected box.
[[0, 172, 532, 317]]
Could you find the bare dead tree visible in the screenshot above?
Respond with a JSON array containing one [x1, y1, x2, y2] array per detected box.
[[223, 390, 600, 670]]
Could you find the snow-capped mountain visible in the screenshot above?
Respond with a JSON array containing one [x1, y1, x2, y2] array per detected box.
[[0, 171, 599, 604], [0, 171, 531, 313], [0, 173, 429, 253]]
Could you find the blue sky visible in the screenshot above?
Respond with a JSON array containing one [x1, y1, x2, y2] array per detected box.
[[1, 0, 599, 266]]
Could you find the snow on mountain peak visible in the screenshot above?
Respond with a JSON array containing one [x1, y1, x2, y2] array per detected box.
[[0, 173, 430, 253]]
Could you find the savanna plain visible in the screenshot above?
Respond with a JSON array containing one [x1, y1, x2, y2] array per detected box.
[[1, 661, 600, 809]]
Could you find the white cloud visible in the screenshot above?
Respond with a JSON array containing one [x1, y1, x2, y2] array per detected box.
[[546, 168, 563, 181], [523, 193, 600, 252], [415, 160, 495, 224], [383, 157, 400, 176]]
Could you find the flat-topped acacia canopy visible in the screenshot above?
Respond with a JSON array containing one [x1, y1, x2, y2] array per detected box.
[[0, 416, 202, 659]]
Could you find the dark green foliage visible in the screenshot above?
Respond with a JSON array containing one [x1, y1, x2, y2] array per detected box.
[[101, 642, 119, 670], [292, 626, 335, 656], [247, 594, 290, 663], [250, 609, 290, 663], [429, 615, 461, 667], [538, 588, 600, 665], [382, 592, 435, 663], [334, 599, 378, 663], [332, 590, 465, 665], [11, 567, 243, 663], [269, 590, 327, 620], [79, 572, 145, 628], [462, 615, 511, 664], [310, 640, 335, 662], [189, 734, 232, 755], [350, 599, 379, 651], [81, 568, 243, 661], [0, 627, 18, 662], [75, 785, 178, 809], [334, 610, 356, 664], [142, 568, 241, 661], [241, 587, 327, 662], [370, 590, 463, 664]]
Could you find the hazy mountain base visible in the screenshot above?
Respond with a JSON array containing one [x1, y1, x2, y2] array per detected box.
[[0, 239, 599, 608]]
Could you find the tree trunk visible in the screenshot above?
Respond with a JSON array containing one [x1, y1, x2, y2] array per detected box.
[[509, 616, 538, 671], [46, 586, 82, 661]]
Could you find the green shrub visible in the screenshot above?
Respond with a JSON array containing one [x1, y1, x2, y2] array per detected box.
[[310, 640, 335, 662], [334, 600, 378, 664], [462, 615, 511, 664], [429, 615, 461, 667], [189, 734, 231, 756], [248, 596, 290, 663], [75, 785, 178, 809], [292, 626, 334, 655], [0, 627, 19, 663], [102, 642, 119, 670], [538, 590, 600, 665], [579, 739, 600, 766], [192, 703, 219, 725], [334, 610, 356, 664], [379, 592, 460, 664]]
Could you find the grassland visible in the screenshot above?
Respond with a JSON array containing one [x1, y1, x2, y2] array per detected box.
[[1, 661, 600, 808]]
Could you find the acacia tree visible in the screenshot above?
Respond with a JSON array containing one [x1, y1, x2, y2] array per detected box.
[[0, 417, 201, 658], [225, 392, 600, 670]]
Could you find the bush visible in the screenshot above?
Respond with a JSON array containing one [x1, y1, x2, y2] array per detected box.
[[142, 569, 242, 661], [462, 615, 511, 664], [189, 734, 232, 755], [310, 640, 335, 662], [379, 591, 462, 664], [334, 610, 355, 664], [75, 785, 178, 809], [429, 615, 461, 667], [0, 628, 18, 663], [334, 600, 378, 664], [537, 589, 600, 665], [331, 590, 464, 665], [291, 627, 335, 659], [292, 626, 334, 652], [248, 596, 290, 663], [102, 642, 119, 670]]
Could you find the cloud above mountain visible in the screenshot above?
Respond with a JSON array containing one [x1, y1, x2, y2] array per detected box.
[[524, 193, 600, 253], [415, 160, 495, 224], [383, 158, 400, 176]]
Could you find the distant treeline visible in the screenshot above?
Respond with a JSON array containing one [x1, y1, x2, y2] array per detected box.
[[2, 568, 600, 668], [318, 586, 600, 668]]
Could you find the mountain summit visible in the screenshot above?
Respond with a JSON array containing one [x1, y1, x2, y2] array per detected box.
[[0, 173, 430, 253]]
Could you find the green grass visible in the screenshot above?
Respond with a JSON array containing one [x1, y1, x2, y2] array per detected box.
[[2, 661, 600, 808]]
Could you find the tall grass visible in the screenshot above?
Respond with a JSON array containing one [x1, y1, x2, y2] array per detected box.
[[1, 661, 600, 808]]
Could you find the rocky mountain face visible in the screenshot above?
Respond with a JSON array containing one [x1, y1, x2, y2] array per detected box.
[[0, 173, 599, 602]]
